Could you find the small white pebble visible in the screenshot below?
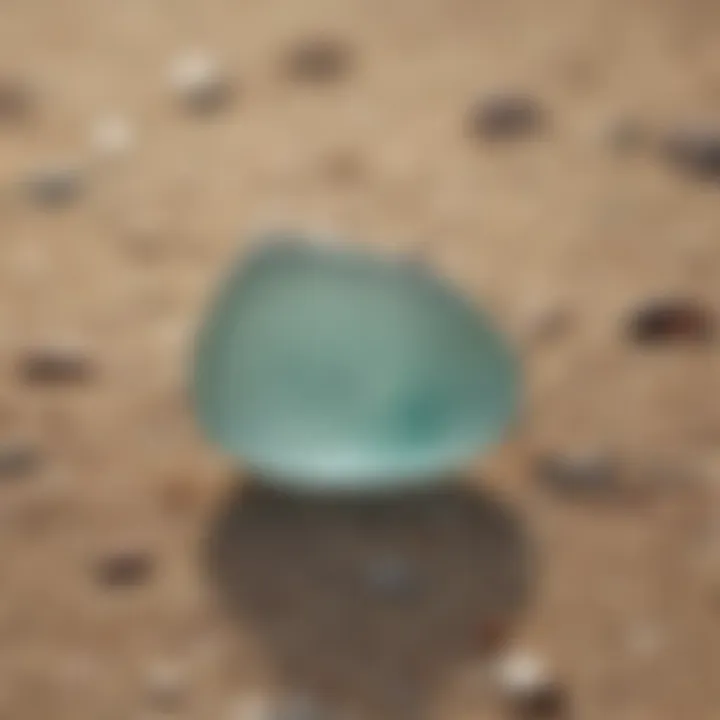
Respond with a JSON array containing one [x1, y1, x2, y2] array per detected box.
[[495, 649, 551, 694], [494, 649, 566, 717], [91, 115, 134, 158], [171, 51, 216, 87]]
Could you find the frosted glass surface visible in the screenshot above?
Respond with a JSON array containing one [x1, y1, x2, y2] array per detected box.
[[193, 238, 519, 492]]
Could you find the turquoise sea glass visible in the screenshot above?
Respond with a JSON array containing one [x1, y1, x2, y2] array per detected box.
[[193, 236, 519, 493]]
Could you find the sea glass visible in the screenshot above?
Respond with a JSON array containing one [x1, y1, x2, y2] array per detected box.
[[193, 236, 519, 493]]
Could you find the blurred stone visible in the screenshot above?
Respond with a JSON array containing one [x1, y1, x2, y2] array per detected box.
[[93, 550, 154, 588], [605, 117, 648, 155], [170, 51, 234, 114], [0, 76, 33, 122], [0, 442, 40, 479], [662, 124, 720, 181], [628, 298, 714, 345], [364, 554, 421, 599], [536, 449, 620, 499], [90, 115, 135, 158], [284, 37, 352, 82], [495, 650, 566, 718], [467, 93, 545, 140], [0, 79, 32, 122], [476, 614, 514, 654], [23, 164, 82, 208], [19, 346, 94, 384]]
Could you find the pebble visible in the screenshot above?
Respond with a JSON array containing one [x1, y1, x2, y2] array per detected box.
[[661, 124, 720, 181], [170, 51, 234, 114], [0, 442, 40, 480], [364, 554, 421, 599], [494, 650, 566, 718], [467, 93, 545, 140], [283, 37, 352, 82], [536, 449, 620, 499], [476, 614, 513, 653], [627, 298, 714, 345], [0, 76, 33, 122], [90, 115, 135, 158], [18, 346, 94, 384], [93, 550, 154, 588], [23, 163, 82, 208], [604, 117, 648, 155]]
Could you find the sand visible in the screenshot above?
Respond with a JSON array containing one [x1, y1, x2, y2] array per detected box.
[[0, 0, 719, 717]]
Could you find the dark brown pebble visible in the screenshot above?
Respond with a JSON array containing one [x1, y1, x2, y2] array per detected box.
[[0, 443, 40, 480], [19, 348, 94, 384], [512, 684, 567, 719], [467, 93, 545, 140], [284, 37, 352, 82], [94, 551, 154, 588], [628, 298, 714, 345], [662, 125, 720, 181], [536, 450, 620, 499]]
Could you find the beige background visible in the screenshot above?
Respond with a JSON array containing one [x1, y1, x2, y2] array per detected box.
[[1, 0, 720, 718]]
